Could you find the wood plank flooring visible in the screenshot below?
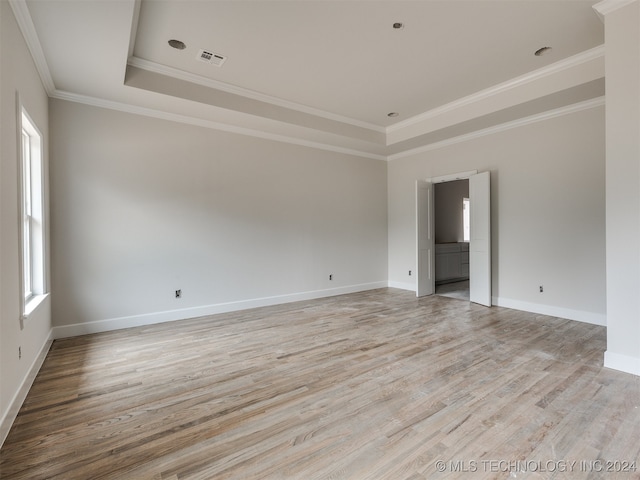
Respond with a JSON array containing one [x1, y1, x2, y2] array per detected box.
[[1, 288, 639, 479]]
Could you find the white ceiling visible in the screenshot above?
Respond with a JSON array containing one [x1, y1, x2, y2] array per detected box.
[[19, 0, 605, 160]]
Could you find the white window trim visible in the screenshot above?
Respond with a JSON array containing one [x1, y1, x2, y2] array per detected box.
[[18, 98, 48, 328]]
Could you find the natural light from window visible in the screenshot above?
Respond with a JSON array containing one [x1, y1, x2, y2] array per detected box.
[[463, 197, 470, 242], [20, 107, 46, 321]]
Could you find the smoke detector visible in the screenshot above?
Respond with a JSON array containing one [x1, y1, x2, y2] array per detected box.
[[197, 49, 227, 67]]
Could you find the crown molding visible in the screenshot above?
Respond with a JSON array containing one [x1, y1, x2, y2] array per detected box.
[[593, 0, 638, 19], [51, 89, 605, 164], [127, 0, 142, 59], [387, 96, 605, 161], [386, 45, 605, 137], [11, 0, 606, 164], [127, 57, 386, 134], [50, 90, 387, 162], [51, 91, 605, 164], [11, 0, 384, 137], [8, 0, 56, 95]]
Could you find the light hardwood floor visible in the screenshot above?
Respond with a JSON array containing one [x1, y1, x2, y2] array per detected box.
[[436, 280, 469, 301], [1, 288, 639, 479]]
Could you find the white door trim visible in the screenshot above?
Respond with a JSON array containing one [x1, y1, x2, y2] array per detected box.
[[430, 170, 477, 184], [416, 169, 491, 306], [416, 180, 435, 297], [469, 171, 492, 306]]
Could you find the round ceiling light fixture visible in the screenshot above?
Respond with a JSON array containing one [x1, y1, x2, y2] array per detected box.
[[534, 46, 552, 57], [387, 112, 399, 118], [168, 39, 187, 50], [393, 22, 405, 29]]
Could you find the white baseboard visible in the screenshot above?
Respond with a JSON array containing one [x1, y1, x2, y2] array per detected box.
[[2, 284, 625, 450], [387, 281, 416, 292], [384, 288, 606, 327], [604, 351, 640, 376], [492, 296, 606, 326], [0, 330, 53, 448], [52, 281, 389, 339], [384, 288, 605, 326]]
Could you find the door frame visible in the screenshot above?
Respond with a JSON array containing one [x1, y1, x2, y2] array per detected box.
[[416, 169, 492, 306], [430, 170, 478, 185]]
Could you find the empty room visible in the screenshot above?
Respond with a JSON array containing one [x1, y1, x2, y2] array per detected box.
[[1, 0, 639, 478]]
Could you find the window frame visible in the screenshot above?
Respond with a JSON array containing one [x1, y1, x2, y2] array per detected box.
[[18, 102, 47, 327]]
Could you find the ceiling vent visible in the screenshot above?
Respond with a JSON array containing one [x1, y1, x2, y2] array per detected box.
[[197, 49, 227, 67]]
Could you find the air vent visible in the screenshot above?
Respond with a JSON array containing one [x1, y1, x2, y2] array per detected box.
[[197, 49, 227, 67]]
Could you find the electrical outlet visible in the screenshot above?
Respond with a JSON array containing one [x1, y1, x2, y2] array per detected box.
[[329, 274, 333, 281], [18, 346, 22, 359], [539, 285, 544, 293], [409, 270, 412, 276], [175, 289, 182, 299]]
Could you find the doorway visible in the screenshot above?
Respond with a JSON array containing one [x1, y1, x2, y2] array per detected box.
[[434, 179, 470, 301], [416, 171, 491, 306]]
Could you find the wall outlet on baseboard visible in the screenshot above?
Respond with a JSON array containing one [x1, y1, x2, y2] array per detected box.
[[18, 346, 22, 359], [539, 285, 544, 293], [329, 274, 333, 281], [175, 289, 182, 299], [408, 270, 412, 276]]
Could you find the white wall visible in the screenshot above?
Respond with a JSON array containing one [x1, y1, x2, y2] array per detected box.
[[600, 0, 640, 375], [388, 106, 606, 324], [1, 2, 52, 444], [49, 99, 388, 335]]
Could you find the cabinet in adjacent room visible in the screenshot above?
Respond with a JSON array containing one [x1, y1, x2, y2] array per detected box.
[[435, 242, 469, 283]]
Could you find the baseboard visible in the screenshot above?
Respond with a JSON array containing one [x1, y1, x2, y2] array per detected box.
[[0, 330, 53, 448], [387, 281, 416, 292], [492, 296, 606, 326], [384, 289, 606, 326], [604, 351, 640, 376], [52, 281, 389, 339]]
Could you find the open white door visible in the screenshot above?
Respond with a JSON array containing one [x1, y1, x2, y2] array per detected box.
[[469, 171, 491, 306], [416, 180, 435, 297]]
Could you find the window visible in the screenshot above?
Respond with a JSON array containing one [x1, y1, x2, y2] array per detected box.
[[463, 197, 470, 242], [20, 107, 46, 323]]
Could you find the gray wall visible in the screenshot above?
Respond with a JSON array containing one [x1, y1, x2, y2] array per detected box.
[[602, 1, 640, 373], [49, 100, 388, 332], [388, 106, 606, 324], [435, 179, 469, 244], [1, 2, 52, 439]]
